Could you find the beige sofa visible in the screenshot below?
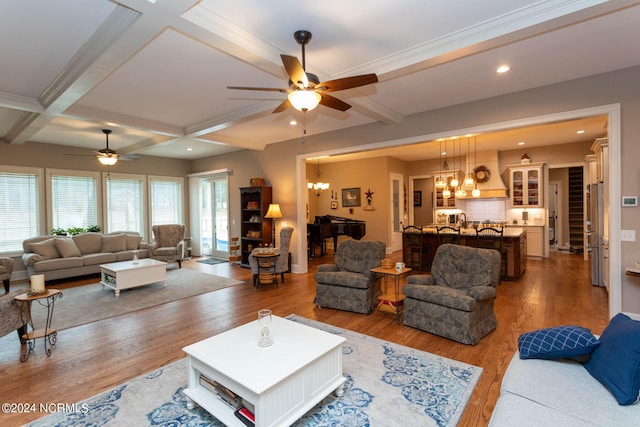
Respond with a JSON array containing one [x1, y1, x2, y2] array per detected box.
[[22, 232, 148, 281]]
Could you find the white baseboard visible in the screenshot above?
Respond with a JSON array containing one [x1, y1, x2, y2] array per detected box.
[[622, 312, 640, 321]]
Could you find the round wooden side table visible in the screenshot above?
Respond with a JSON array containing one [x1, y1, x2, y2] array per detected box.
[[14, 288, 62, 361], [253, 252, 279, 287]]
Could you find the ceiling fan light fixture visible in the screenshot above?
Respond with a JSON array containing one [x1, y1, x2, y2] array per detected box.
[[288, 90, 321, 111], [98, 155, 118, 166]]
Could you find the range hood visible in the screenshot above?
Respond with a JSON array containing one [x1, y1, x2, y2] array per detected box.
[[463, 150, 508, 199]]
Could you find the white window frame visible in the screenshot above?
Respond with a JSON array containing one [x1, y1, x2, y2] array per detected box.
[[46, 169, 102, 233], [0, 165, 45, 255]]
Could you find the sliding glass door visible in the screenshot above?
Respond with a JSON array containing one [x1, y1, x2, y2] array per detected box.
[[200, 176, 229, 257]]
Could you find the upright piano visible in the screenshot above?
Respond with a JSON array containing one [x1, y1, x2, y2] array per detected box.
[[308, 215, 366, 257]]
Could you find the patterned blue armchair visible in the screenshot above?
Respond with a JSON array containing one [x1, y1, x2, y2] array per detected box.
[[402, 243, 501, 345], [314, 240, 386, 314]]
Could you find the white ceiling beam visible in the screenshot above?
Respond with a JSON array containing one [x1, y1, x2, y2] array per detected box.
[[7, 6, 142, 144], [355, 0, 629, 81]]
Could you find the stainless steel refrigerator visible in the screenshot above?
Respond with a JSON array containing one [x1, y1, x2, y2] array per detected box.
[[586, 183, 604, 286]]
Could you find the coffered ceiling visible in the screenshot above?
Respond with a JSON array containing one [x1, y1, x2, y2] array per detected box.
[[1, 0, 638, 162]]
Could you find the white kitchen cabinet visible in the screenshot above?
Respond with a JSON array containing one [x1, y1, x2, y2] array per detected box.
[[507, 225, 544, 258], [524, 225, 543, 258], [590, 137, 608, 184], [509, 163, 544, 207], [434, 172, 460, 208]]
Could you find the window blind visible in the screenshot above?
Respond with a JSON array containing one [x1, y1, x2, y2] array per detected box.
[[50, 175, 98, 230], [150, 179, 182, 225], [0, 171, 40, 252], [106, 178, 144, 234]]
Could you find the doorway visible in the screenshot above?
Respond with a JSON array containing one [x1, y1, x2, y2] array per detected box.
[[409, 176, 434, 226], [294, 104, 620, 317], [390, 173, 404, 252], [200, 176, 229, 258]]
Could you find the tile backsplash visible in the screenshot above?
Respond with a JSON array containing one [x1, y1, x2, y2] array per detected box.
[[465, 199, 507, 222]]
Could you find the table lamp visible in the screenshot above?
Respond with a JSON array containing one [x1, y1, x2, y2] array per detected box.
[[265, 203, 283, 246]]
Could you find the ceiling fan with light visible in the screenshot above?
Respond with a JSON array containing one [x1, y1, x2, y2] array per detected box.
[[66, 129, 138, 165], [227, 30, 378, 113], [96, 129, 119, 165]]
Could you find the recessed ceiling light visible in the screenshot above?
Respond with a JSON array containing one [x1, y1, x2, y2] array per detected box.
[[187, 147, 193, 151], [577, 130, 585, 134], [290, 120, 297, 126], [518, 141, 525, 145], [497, 65, 510, 74]]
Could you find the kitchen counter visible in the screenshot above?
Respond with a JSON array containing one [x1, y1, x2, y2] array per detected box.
[[403, 227, 527, 280]]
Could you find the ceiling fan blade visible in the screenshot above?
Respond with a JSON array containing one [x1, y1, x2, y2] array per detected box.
[[319, 94, 352, 111], [272, 98, 291, 113], [281, 55, 308, 88], [227, 86, 288, 93], [316, 74, 378, 92]]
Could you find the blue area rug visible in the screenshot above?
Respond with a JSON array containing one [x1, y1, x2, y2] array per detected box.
[[27, 315, 481, 427]]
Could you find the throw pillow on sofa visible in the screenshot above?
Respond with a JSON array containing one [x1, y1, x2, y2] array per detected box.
[[584, 313, 640, 405], [29, 239, 60, 260], [125, 233, 143, 250], [102, 234, 127, 253], [54, 237, 81, 258], [518, 325, 600, 360]]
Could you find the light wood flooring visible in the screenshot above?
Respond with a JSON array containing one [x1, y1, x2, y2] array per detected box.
[[0, 250, 609, 426]]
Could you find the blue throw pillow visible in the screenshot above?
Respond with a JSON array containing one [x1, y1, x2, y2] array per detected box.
[[584, 313, 640, 405], [518, 325, 600, 360]]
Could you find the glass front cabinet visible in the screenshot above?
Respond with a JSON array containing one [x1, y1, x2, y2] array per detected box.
[[434, 173, 460, 208], [509, 163, 544, 207]]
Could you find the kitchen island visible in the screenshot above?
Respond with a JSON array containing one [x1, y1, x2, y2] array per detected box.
[[402, 226, 527, 280]]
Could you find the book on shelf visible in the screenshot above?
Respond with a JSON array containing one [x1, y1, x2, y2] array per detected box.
[[199, 374, 242, 409], [234, 407, 255, 426]]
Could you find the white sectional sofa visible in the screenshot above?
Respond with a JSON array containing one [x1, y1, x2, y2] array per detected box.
[[22, 232, 148, 281], [490, 350, 640, 426]]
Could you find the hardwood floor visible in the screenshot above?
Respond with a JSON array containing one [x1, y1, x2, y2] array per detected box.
[[0, 250, 609, 426]]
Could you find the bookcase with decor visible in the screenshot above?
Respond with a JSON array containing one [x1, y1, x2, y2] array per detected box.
[[240, 186, 273, 267]]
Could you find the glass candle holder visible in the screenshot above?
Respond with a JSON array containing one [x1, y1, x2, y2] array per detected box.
[[132, 250, 139, 265], [257, 309, 273, 347]]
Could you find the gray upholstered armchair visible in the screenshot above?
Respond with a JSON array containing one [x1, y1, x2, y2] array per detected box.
[[314, 240, 386, 314], [0, 289, 29, 343], [402, 243, 501, 345], [148, 224, 186, 268], [248, 227, 294, 286], [1, 257, 14, 293]]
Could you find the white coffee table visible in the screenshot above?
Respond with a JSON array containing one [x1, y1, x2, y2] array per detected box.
[[100, 258, 167, 297], [183, 315, 346, 427]]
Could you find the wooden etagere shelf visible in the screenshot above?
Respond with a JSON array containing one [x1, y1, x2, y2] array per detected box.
[[240, 186, 272, 267]]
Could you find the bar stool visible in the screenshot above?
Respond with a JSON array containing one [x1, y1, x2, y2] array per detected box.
[[437, 225, 461, 245], [403, 225, 430, 272], [476, 226, 508, 282]]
